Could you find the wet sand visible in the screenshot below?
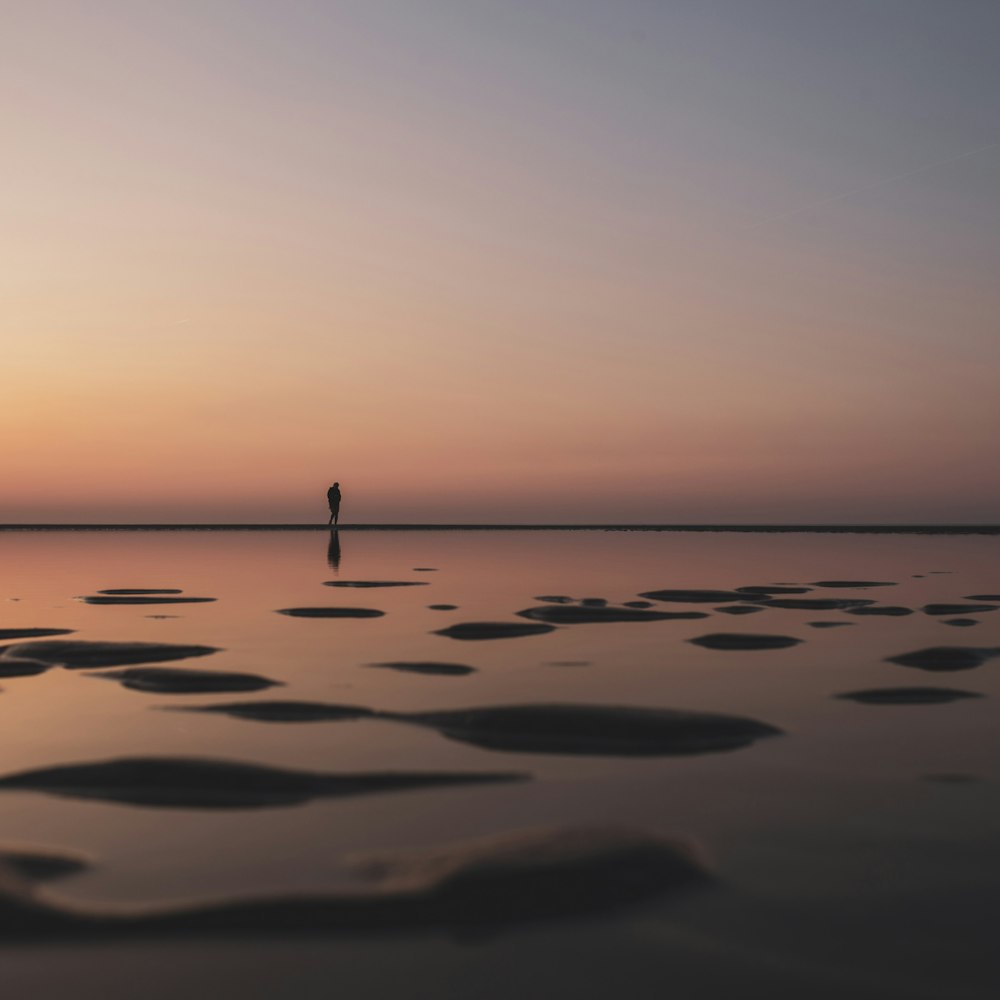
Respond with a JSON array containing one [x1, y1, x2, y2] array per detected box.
[[0, 528, 999, 998]]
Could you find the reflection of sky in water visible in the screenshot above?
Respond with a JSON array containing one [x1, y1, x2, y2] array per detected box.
[[0, 530, 999, 996]]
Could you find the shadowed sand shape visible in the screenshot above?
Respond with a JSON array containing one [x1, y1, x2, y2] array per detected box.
[[97, 589, 182, 595], [943, 618, 979, 627], [433, 622, 556, 640], [966, 594, 1000, 601], [809, 580, 896, 588], [736, 586, 811, 595], [516, 606, 707, 624], [0, 758, 526, 810], [0, 629, 75, 641], [884, 646, 1000, 672], [428, 604, 458, 610], [166, 701, 782, 756], [402, 703, 782, 756], [0, 640, 219, 669], [89, 667, 281, 694], [323, 581, 428, 588], [82, 597, 216, 605], [836, 687, 984, 705], [807, 621, 855, 628], [368, 662, 476, 676], [639, 589, 747, 604], [922, 603, 999, 616], [751, 597, 875, 610], [0, 658, 50, 678], [714, 606, 764, 615], [0, 846, 92, 883], [277, 608, 385, 618], [0, 826, 710, 940], [164, 701, 376, 723], [845, 606, 914, 616], [534, 596, 574, 604], [688, 633, 801, 650]]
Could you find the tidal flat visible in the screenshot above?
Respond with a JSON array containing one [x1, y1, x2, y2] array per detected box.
[[0, 528, 998, 999]]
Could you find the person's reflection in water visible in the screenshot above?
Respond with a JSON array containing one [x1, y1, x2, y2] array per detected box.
[[327, 529, 342, 574]]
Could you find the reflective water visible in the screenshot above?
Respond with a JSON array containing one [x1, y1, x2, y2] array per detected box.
[[1, 529, 998, 998]]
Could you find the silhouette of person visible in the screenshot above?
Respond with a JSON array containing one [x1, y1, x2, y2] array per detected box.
[[327, 482, 342, 525]]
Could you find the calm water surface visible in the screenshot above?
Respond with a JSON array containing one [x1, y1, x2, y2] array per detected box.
[[1, 529, 998, 999]]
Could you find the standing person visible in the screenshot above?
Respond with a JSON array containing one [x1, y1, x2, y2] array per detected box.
[[327, 482, 342, 525]]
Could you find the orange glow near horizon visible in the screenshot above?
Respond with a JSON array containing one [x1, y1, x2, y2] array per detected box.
[[3, 2, 999, 522]]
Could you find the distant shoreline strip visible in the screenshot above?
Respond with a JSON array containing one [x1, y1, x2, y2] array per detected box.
[[0, 524, 998, 535]]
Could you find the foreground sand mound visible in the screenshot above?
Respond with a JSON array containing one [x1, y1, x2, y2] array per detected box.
[[0, 825, 710, 939]]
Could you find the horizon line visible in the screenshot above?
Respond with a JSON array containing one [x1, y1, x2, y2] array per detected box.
[[1, 523, 998, 535]]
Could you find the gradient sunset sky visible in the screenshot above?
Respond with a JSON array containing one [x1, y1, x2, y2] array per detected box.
[[4, 0, 999, 523]]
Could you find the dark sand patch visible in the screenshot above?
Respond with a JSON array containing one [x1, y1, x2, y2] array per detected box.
[[639, 589, 747, 603], [752, 597, 876, 610], [0, 628, 75, 641], [534, 596, 574, 604], [1, 640, 219, 668], [622, 600, 654, 608], [836, 687, 984, 705], [404, 703, 782, 756], [809, 580, 897, 588], [0, 757, 526, 810], [82, 596, 216, 605], [517, 605, 706, 624], [171, 699, 782, 757], [922, 603, 999, 615], [277, 607, 385, 619], [97, 589, 182, 595], [806, 621, 855, 628], [0, 657, 50, 677], [845, 606, 914, 616], [965, 594, 1000, 601], [428, 604, 458, 611], [368, 662, 476, 676], [942, 618, 979, 627], [0, 846, 92, 882], [580, 598, 607, 607], [714, 605, 765, 615], [433, 622, 556, 640], [413, 568, 438, 572], [323, 581, 428, 588], [165, 701, 375, 723], [90, 667, 281, 694], [145, 615, 180, 619], [736, 586, 811, 595], [885, 646, 1000, 672], [0, 825, 708, 939], [688, 633, 802, 650]]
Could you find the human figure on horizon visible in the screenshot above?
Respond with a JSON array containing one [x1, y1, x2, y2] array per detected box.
[[327, 482, 342, 525]]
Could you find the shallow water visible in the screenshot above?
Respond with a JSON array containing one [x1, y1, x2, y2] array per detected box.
[[1, 529, 999, 998]]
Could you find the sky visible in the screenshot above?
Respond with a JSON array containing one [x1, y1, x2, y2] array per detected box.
[[3, 0, 999, 523]]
